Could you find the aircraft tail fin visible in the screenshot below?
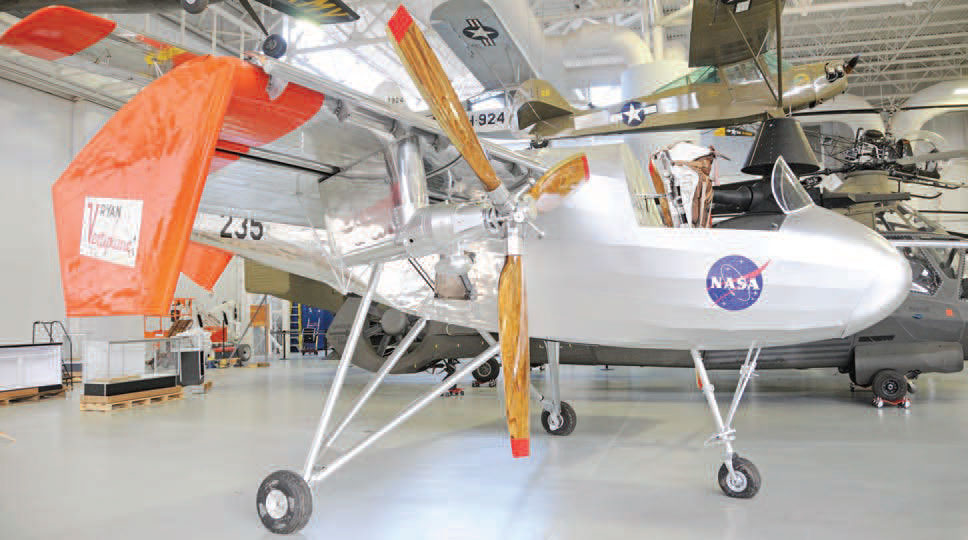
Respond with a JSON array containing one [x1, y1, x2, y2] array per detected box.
[[513, 79, 577, 131], [53, 56, 238, 316]]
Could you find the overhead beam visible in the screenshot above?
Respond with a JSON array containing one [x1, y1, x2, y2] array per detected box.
[[782, 31, 968, 53], [789, 42, 968, 63], [850, 74, 968, 88]]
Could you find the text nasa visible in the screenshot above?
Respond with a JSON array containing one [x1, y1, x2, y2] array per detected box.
[[707, 275, 761, 291]]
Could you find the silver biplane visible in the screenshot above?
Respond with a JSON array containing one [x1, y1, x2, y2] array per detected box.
[[0, 5, 910, 534]]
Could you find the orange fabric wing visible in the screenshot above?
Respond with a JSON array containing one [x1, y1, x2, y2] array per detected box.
[[53, 56, 240, 316], [0, 6, 116, 61], [181, 241, 234, 291]]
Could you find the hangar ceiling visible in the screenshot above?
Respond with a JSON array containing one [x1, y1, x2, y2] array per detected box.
[[0, 0, 967, 111]]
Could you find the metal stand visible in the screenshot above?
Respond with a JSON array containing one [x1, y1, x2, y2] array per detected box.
[[689, 345, 760, 482]]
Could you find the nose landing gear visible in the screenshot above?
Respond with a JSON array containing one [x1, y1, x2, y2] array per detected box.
[[691, 345, 762, 499]]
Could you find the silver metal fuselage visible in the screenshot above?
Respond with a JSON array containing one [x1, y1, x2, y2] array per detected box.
[[192, 145, 910, 351]]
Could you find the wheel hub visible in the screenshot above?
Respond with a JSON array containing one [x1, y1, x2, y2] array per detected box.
[[547, 411, 563, 430], [726, 470, 747, 493], [476, 363, 492, 377], [265, 489, 289, 520]]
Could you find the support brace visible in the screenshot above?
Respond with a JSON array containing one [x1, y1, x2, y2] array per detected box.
[[316, 317, 429, 462], [310, 343, 500, 485], [303, 264, 383, 480]]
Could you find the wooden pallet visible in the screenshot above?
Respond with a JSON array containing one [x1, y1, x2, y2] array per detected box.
[[216, 357, 241, 368], [189, 380, 214, 394], [0, 386, 66, 406], [80, 387, 184, 412], [243, 362, 270, 368]]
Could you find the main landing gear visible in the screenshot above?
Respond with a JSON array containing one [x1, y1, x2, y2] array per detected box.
[[256, 264, 501, 534], [691, 346, 762, 499], [476, 332, 579, 436], [532, 340, 577, 436]]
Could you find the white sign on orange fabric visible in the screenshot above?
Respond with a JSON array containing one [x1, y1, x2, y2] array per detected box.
[[79, 197, 143, 267]]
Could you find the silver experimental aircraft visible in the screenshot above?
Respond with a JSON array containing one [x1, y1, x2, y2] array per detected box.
[[0, 5, 910, 534]]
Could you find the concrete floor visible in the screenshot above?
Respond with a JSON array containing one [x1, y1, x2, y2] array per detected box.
[[2, 359, 967, 539]]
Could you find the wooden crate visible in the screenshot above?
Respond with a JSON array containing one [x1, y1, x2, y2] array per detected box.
[[80, 386, 183, 412]]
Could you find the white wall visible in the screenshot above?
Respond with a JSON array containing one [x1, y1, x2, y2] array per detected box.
[[0, 78, 72, 344], [0, 79, 245, 344]]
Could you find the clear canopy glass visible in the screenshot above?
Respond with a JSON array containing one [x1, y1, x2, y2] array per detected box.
[[771, 156, 815, 214]]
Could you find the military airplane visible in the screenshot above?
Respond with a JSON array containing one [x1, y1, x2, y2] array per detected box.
[[431, 0, 857, 143], [0, 4, 912, 534], [0, 0, 359, 58]]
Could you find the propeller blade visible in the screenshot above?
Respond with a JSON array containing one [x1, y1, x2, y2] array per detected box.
[[498, 254, 529, 458], [528, 154, 590, 212], [387, 5, 502, 193], [844, 55, 860, 75], [896, 149, 968, 166]]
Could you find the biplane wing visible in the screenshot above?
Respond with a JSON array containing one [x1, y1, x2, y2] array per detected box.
[[430, 0, 538, 92], [689, 0, 781, 68], [0, 6, 545, 316]]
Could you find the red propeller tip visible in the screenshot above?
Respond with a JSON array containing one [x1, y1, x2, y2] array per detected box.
[[510, 438, 530, 458], [388, 4, 413, 43], [581, 155, 590, 180]]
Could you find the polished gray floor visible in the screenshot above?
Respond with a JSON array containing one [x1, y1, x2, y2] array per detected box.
[[1, 360, 967, 539]]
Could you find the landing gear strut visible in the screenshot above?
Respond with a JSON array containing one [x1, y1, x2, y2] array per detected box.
[[691, 346, 762, 499], [257, 263, 500, 534], [532, 341, 577, 436]]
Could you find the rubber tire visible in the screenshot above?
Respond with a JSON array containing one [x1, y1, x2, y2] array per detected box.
[[237, 344, 252, 362], [256, 470, 312, 534], [472, 358, 500, 384], [871, 369, 907, 402], [180, 0, 208, 14], [262, 34, 288, 59], [718, 455, 761, 499], [540, 401, 577, 436]]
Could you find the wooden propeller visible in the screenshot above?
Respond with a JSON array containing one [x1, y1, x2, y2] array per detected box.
[[529, 154, 590, 213], [387, 5, 590, 458], [387, 5, 501, 193]]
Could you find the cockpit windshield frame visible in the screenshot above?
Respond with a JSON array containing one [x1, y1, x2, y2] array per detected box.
[[771, 156, 815, 214]]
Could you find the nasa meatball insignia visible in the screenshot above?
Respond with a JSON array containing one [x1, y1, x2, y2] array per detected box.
[[706, 255, 770, 311]]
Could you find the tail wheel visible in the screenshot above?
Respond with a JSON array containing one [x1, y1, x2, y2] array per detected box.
[[472, 358, 500, 383], [237, 344, 252, 362], [256, 470, 312, 534], [180, 0, 208, 14]]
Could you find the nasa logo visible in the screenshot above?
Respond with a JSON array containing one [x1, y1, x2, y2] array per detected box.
[[706, 255, 770, 311]]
